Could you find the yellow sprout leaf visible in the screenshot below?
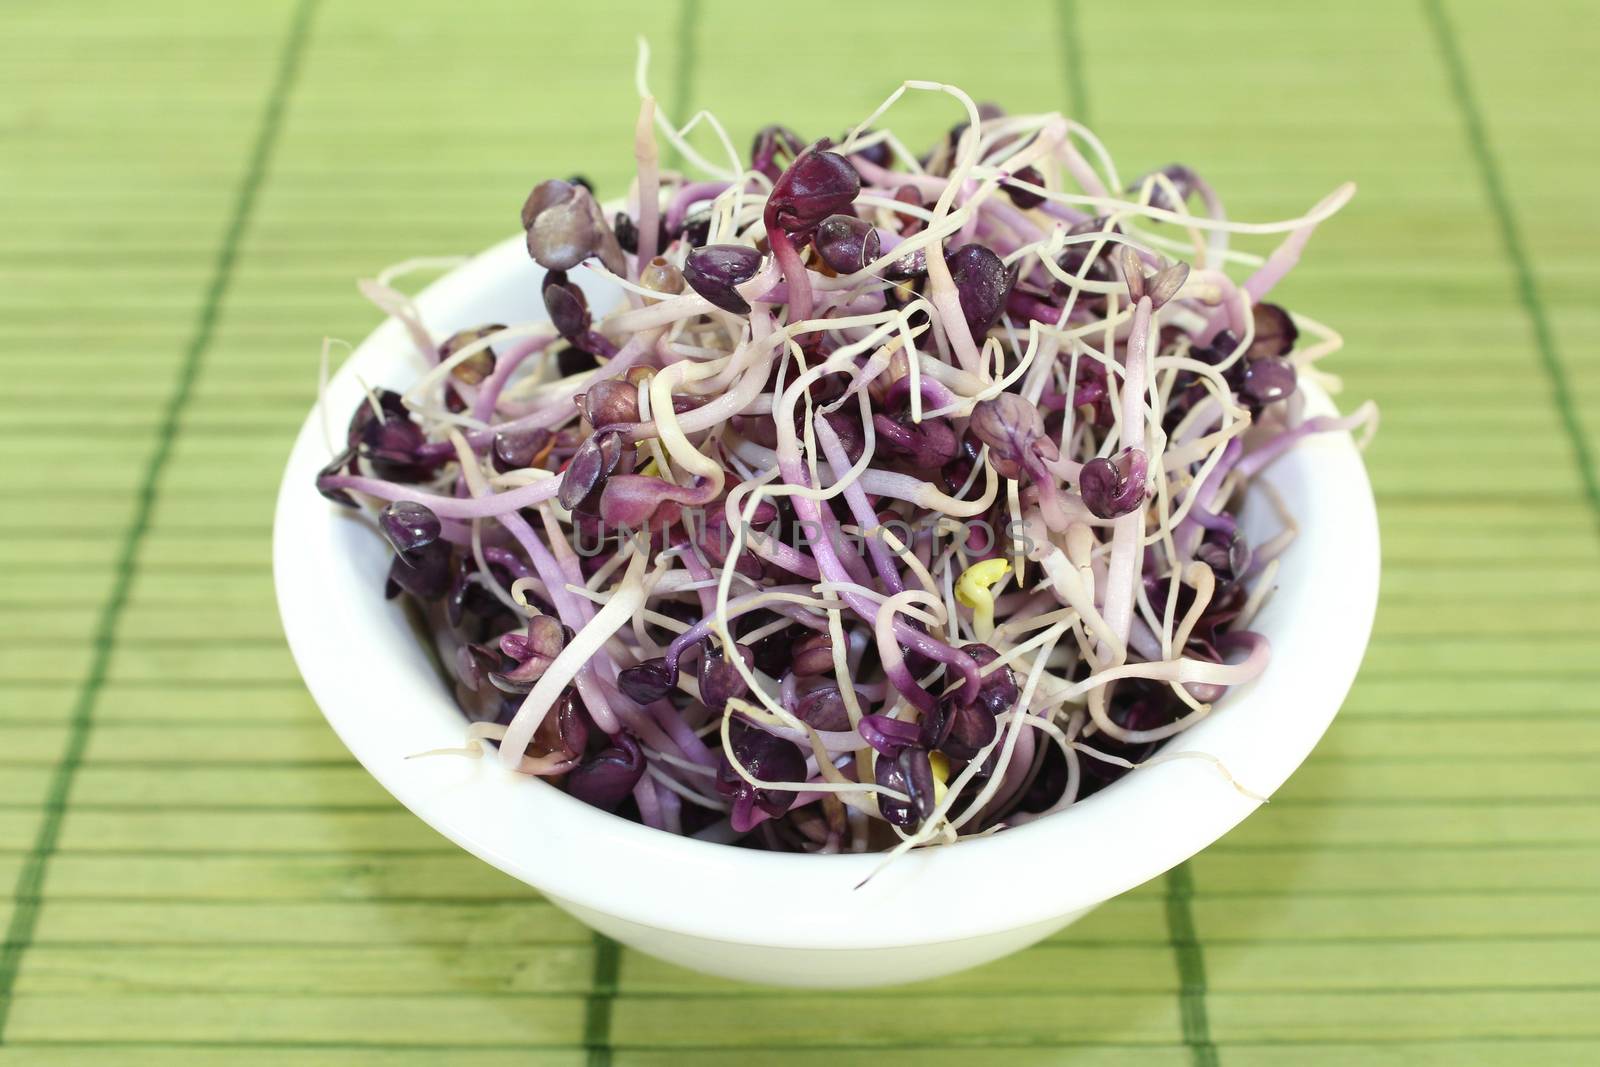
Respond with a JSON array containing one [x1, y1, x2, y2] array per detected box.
[[955, 557, 1011, 641], [930, 750, 950, 806]]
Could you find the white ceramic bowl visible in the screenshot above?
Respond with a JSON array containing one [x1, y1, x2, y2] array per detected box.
[[274, 235, 1380, 987]]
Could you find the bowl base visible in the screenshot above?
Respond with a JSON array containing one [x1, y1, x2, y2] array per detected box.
[[552, 896, 1098, 987]]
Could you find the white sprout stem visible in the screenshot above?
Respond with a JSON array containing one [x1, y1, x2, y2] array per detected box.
[[633, 95, 662, 274], [499, 549, 649, 767], [1099, 293, 1154, 659]]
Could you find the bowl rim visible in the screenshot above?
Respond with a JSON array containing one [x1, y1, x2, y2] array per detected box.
[[274, 234, 1380, 950]]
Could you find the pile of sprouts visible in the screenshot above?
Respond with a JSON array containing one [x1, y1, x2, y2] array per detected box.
[[316, 56, 1375, 857]]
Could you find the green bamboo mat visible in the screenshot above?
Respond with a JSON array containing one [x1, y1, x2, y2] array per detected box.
[[2, 0, 1597, 1061]]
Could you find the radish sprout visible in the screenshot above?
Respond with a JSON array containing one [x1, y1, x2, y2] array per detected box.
[[315, 66, 1373, 852]]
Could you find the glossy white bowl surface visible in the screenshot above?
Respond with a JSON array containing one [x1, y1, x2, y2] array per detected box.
[[274, 235, 1380, 986]]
